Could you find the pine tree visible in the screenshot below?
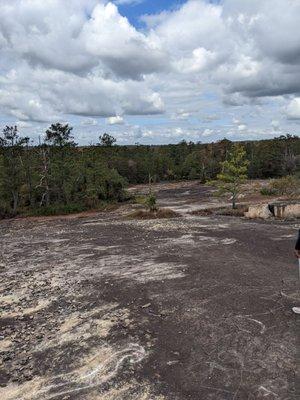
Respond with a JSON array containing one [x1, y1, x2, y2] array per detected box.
[[215, 144, 249, 209]]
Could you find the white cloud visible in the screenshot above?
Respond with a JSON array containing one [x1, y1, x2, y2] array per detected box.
[[0, 0, 299, 142], [81, 118, 98, 126], [81, 3, 168, 79], [286, 98, 300, 120], [0, 1, 165, 123], [107, 115, 124, 125], [202, 128, 214, 137], [271, 120, 280, 130], [238, 124, 247, 132]]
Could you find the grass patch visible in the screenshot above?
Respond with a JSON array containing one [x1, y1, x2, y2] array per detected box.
[[133, 195, 147, 205], [260, 187, 277, 196], [215, 205, 249, 216], [191, 205, 248, 217], [126, 208, 180, 220]]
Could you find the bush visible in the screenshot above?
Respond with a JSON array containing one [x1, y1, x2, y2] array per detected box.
[[0, 204, 15, 219], [133, 195, 147, 205], [270, 176, 300, 196], [27, 203, 88, 216], [190, 205, 248, 217], [260, 187, 277, 196], [145, 193, 157, 212], [215, 205, 249, 217]]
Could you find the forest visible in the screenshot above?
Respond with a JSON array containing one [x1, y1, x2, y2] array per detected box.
[[0, 123, 299, 217]]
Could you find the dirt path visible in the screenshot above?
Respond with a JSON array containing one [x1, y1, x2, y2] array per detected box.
[[0, 182, 299, 399]]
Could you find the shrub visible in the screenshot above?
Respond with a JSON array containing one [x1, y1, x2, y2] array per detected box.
[[190, 205, 248, 217], [270, 176, 300, 196], [145, 193, 157, 212], [27, 203, 88, 216], [134, 195, 147, 205], [260, 187, 277, 196], [215, 205, 249, 217]]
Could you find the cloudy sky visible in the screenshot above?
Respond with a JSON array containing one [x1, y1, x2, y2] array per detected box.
[[0, 0, 300, 145]]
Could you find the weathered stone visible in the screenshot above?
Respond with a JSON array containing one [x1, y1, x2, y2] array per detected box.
[[270, 202, 300, 219], [244, 204, 272, 219]]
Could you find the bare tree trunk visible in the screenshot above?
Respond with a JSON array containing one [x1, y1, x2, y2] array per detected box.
[[12, 191, 18, 214], [232, 188, 237, 209], [232, 195, 236, 209], [37, 146, 50, 207]]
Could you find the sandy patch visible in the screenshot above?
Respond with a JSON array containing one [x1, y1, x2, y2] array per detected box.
[[0, 339, 12, 351], [1, 343, 147, 400], [1, 299, 52, 319], [80, 256, 186, 283], [35, 305, 131, 351]]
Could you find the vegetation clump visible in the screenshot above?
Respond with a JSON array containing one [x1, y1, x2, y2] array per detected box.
[[210, 144, 249, 209], [260, 176, 299, 197], [260, 187, 278, 196], [126, 208, 179, 220], [270, 176, 299, 196], [145, 193, 158, 212]]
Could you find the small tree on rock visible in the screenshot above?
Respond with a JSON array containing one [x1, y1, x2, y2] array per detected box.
[[214, 144, 249, 209], [146, 173, 157, 212]]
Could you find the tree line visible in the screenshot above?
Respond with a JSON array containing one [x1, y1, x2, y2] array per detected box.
[[0, 124, 126, 217], [0, 123, 299, 217]]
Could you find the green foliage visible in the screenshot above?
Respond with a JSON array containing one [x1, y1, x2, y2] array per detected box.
[[0, 126, 30, 214], [26, 203, 88, 216], [260, 187, 277, 196], [145, 193, 157, 212], [270, 175, 300, 196], [134, 195, 147, 205], [213, 144, 249, 209], [0, 125, 127, 217], [99, 133, 116, 147], [45, 123, 76, 147], [0, 124, 299, 218]]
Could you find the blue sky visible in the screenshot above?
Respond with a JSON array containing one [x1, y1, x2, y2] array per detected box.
[[0, 0, 299, 145], [116, 0, 188, 28]]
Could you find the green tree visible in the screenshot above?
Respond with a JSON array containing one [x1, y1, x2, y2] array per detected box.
[[0, 126, 29, 214], [45, 123, 76, 147], [99, 133, 116, 147], [214, 144, 249, 209], [44, 123, 77, 204]]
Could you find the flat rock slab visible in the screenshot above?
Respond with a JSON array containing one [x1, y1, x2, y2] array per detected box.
[[0, 182, 299, 400]]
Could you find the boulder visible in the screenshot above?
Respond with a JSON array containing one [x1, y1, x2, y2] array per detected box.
[[270, 202, 300, 219], [244, 204, 272, 219]]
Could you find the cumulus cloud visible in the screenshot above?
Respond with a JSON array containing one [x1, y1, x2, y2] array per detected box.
[[286, 98, 300, 120], [107, 115, 124, 125], [0, 0, 165, 123], [0, 0, 299, 141]]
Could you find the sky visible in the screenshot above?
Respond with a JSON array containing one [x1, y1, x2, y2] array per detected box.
[[0, 0, 300, 145]]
